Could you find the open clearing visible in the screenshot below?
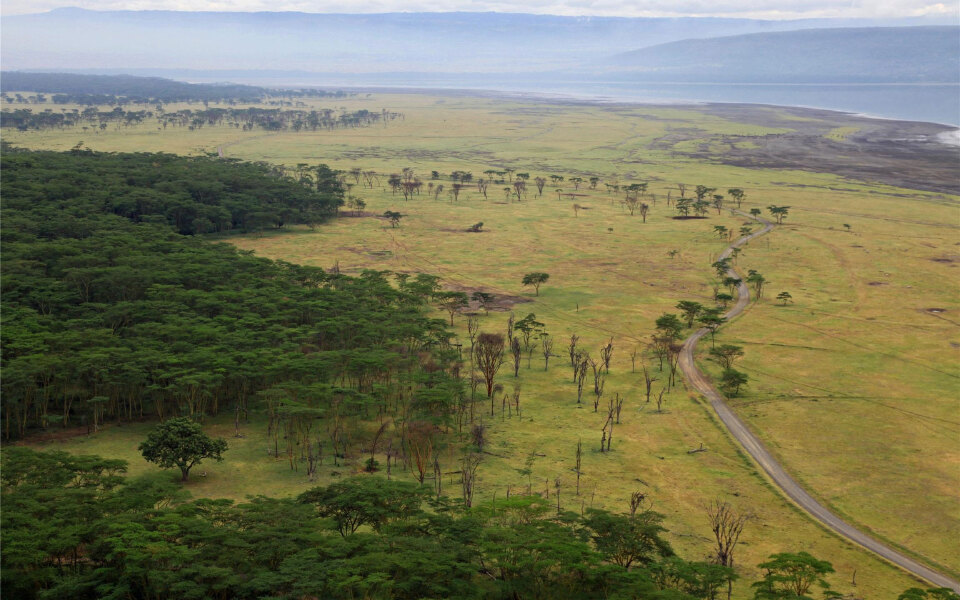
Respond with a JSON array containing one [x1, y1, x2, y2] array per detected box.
[[10, 90, 959, 597]]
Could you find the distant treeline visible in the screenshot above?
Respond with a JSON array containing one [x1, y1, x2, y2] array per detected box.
[[0, 71, 353, 104], [0, 146, 460, 441], [1, 105, 400, 132]]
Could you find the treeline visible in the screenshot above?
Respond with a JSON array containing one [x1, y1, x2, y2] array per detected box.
[[0, 146, 460, 441], [1, 106, 399, 132], [0, 72, 269, 103], [12, 448, 948, 600]]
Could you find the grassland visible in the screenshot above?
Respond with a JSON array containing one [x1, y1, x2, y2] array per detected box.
[[8, 91, 959, 596]]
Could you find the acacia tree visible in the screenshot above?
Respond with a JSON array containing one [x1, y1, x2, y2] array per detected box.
[[720, 369, 749, 396], [777, 291, 793, 305], [752, 552, 835, 600], [437, 291, 469, 326], [727, 188, 745, 208], [709, 344, 744, 370], [139, 417, 227, 481], [767, 205, 790, 224], [522, 272, 550, 296], [676, 301, 704, 328]]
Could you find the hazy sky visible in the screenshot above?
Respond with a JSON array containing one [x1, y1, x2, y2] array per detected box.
[[3, 0, 958, 19]]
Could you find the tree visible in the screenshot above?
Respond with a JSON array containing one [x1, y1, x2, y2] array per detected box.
[[655, 313, 684, 340], [383, 210, 402, 228], [522, 272, 550, 296], [437, 291, 469, 326], [749, 208, 762, 218], [534, 176, 546, 196], [715, 292, 734, 308], [298, 476, 423, 536], [639, 202, 650, 222], [475, 333, 505, 400], [138, 417, 227, 481], [467, 221, 484, 232], [707, 500, 750, 600], [541, 334, 554, 371], [699, 309, 726, 347], [585, 508, 674, 570], [471, 290, 494, 312], [746, 270, 767, 300], [767, 205, 790, 224], [709, 345, 744, 370], [727, 188, 745, 208], [515, 313, 545, 368], [776, 291, 793, 305], [720, 369, 748, 397], [752, 552, 836, 600], [676, 301, 704, 328], [695, 185, 716, 201]]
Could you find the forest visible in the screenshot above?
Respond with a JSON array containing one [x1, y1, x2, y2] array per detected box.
[[0, 105, 399, 133], [0, 146, 464, 449], [10, 445, 945, 600]]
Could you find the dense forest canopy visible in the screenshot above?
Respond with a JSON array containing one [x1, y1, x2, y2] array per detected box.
[[0, 146, 458, 441]]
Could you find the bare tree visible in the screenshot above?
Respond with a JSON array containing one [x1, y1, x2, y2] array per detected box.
[[534, 176, 547, 197], [461, 454, 482, 508], [639, 202, 650, 223], [510, 337, 522, 378], [568, 334, 580, 379], [575, 352, 590, 405], [575, 439, 583, 495], [707, 499, 751, 600], [600, 338, 614, 373], [541, 334, 554, 371], [677, 182, 687, 198], [641, 361, 658, 403]]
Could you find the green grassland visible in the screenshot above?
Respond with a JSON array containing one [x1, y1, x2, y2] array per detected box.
[[9, 92, 959, 596]]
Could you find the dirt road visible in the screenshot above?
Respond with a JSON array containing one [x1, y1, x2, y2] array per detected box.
[[679, 212, 960, 592]]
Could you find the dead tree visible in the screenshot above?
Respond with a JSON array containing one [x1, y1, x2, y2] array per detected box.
[[707, 499, 751, 600], [575, 352, 590, 405], [614, 393, 624, 424], [541, 334, 554, 371], [629, 491, 647, 516], [510, 337, 522, 378], [575, 439, 583, 495], [600, 339, 614, 373], [655, 389, 667, 413], [590, 358, 605, 412], [568, 334, 580, 379], [461, 454, 482, 508], [642, 361, 658, 403]]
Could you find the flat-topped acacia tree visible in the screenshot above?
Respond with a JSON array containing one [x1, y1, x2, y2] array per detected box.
[[522, 272, 550, 296]]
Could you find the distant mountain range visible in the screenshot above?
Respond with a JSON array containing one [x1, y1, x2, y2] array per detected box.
[[2, 8, 956, 82], [598, 26, 960, 83]]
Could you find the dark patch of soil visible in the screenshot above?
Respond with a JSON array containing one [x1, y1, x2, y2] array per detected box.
[[931, 256, 957, 263], [340, 211, 380, 218], [689, 104, 960, 195], [925, 308, 947, 314], [445, 283, 533, 312], [867, 281, 888, 286], [672, 216, 708, 220]]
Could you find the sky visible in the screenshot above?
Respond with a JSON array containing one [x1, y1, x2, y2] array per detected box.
[[2, 0, 958, 19]]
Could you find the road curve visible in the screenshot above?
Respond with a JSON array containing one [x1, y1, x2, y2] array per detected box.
[[679, 212, 960, 592]]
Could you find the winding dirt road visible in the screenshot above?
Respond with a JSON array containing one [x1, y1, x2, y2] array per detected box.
[[679, 212, 960, 592]]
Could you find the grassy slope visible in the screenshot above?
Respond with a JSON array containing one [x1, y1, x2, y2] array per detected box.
[[8, 92, 959, 595]]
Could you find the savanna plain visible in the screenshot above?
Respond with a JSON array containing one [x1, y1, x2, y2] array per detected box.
[[8, 90, 960, 598]]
